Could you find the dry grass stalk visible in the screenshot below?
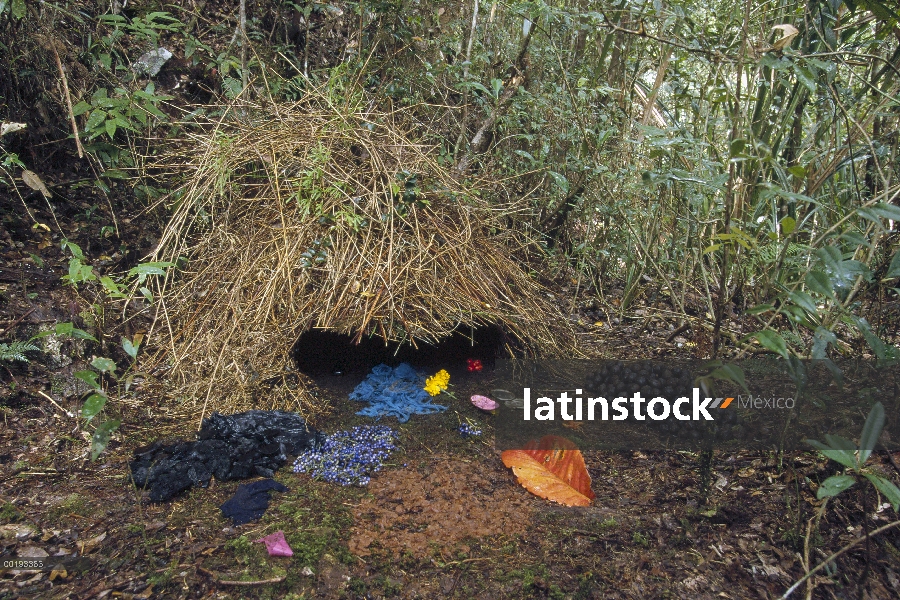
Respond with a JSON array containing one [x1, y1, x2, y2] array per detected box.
[[144, 88, 575, 423]]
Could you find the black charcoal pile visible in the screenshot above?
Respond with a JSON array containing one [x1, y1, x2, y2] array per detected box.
[[584, 361, 745, 445], [130, 410, 323, 502]]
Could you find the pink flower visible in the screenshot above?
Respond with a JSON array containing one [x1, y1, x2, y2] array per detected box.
[[471, 394, 498, 411], [255, 530, 293, 557]]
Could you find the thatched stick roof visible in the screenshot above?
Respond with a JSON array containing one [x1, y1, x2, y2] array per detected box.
[[145, 91, 575, 420]]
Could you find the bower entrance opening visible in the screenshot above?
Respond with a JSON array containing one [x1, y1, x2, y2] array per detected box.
[[292, 325, 505, 377]]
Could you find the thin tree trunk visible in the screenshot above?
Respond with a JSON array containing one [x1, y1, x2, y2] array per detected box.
[[455, 0, 481, 158], [240, 0, 248, 91], [636, 44, 672, 141], [713, 0, 752, 359], [454, 18, 534, 176]]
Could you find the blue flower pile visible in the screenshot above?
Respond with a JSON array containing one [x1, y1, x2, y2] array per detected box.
[[458, 422, 483, 437], [292, 425, 398, 486], [349, 363, 447, 422]]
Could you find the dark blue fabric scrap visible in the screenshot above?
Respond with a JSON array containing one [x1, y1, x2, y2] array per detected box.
[[220, 479, 289, 525], [348, 363, 447, 422]]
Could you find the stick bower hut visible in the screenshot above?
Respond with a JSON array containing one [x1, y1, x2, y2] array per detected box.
[[148, 92, 575, 422]]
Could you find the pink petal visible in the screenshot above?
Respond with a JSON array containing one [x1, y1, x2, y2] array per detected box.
[[470, 394, 498, 410], [255, 530, 293, 557]]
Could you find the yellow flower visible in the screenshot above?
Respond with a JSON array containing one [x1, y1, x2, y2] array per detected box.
[[424, 370, 451, 396]]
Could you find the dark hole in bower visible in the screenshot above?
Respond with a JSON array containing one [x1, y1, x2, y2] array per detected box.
[[292, 325, 506, 377]]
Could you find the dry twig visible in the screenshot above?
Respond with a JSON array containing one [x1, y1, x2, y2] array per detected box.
[[47, 40, 84, 159]]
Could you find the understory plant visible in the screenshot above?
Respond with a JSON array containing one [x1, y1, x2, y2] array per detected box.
[[31, 322, 141, 460], [787, 401, 900, 597], [43, 239, 173, 459], [807, 402, 900, 510]]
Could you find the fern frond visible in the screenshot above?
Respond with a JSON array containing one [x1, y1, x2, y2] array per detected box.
[[0, 341, 41, 363]]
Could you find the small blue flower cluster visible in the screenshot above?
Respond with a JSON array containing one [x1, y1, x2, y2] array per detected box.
[[292, 425, 397, 486], [458, 422, 483, 437]]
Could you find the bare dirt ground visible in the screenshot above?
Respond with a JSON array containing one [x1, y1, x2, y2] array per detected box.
[[2, 209, 900, 599], [3, 375, 900, 600]]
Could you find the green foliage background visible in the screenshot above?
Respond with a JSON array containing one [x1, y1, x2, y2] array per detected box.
[[2, 0, 899, 361]]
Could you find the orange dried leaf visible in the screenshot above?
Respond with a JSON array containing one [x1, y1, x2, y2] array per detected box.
[[501, 435, 594, 507]]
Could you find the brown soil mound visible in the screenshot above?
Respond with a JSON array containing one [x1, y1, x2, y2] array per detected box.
[[350, 454, 534, 560]]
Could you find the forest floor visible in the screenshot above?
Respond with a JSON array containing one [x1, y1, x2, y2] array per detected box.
[[2, 194, 900, 600]]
